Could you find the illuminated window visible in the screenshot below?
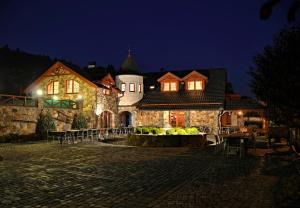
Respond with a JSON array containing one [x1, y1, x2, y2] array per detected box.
[[121, 83, 126, 92], [138, 84, 142, 93], [187, 80, 202, 90], [103, 89, 110, 95], [129, 83, 135, 92], [163, 82, 170, 91], [66, 80, 79, 93], [188, 81, 194, 90], [170, 82, 176, 91], [163, 82, 177, 91], [47, 81, 59, 95], [195, 81, 202, 90]]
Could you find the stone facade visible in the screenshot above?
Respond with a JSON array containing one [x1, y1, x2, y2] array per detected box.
[[96, 88, 119, 127], [136, 110, 220, 134], [136, 110, 162, 127], [0, 105, 79, 136], [190, 110, 220, 134]]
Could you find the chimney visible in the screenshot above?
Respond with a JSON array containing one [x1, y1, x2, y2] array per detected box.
[[87, 61, 96, 69]]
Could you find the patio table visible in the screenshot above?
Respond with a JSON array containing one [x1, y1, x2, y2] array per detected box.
[[222, 133, 253, 157]]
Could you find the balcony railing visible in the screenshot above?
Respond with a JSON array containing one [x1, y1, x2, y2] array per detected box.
[[43, 99, 78, 109], [0, 94, 38, 107]]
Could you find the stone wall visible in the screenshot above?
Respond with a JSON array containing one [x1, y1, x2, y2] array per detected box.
[[136, 110, 220, 134], [0, 105, 79, 136], [190, 110, 220, 134], [96, 88, 119, 127], [136, 110, 162, 127]]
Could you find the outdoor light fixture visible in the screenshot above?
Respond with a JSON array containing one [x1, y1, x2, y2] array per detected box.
[[150, 85, 155, 89], [36, 89, 43, 96], [238, 111, 243, 116], [95, 105, 102, 116], [77, 94, 83, 100], [53, 95, 59, 100]]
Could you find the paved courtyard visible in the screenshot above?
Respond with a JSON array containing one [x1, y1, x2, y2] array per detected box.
[[0, 142, 299, 208]]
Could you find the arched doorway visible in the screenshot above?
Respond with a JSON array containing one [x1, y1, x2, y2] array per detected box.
[[221, 112, 231, 127], [119, 111, 132, 127], [100, 111, 113, 128]]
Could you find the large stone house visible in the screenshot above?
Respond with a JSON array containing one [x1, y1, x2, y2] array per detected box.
[[24, 52, 266, 134]]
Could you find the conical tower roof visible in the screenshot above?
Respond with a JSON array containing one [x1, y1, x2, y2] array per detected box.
[[119, 49, 140, 75]]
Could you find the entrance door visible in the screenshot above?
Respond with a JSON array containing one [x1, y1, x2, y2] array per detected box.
[[170, 111, 185, 127]]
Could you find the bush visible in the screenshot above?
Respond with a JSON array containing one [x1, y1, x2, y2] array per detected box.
[[185, 127, 199, 135], [36, 111, 56, 139], [136, 127, 143, 134], [176, 128, 187, 135], [166, 128, 177, 135], [71, 113, 88, 129], [142, 127, 150, 134]]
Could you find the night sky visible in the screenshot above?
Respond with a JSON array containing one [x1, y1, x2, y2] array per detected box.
[[0, 0, 291, 96]]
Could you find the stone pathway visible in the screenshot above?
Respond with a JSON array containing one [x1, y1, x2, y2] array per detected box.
[[0, 142, 299, 208]]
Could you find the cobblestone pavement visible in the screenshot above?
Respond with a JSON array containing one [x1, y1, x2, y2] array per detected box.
[[0, 142, 299, 208]]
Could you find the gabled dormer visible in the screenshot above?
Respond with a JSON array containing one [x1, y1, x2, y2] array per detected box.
[[181, 70, 207, 91], [157, 72, 181, 92]]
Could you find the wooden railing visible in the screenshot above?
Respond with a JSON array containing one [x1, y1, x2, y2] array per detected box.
[[54, 110, 73, 123], [0, 94, 38, 107], [43, 99, 78, 109]]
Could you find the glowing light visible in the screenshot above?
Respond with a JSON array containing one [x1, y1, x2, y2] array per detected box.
[[150, 85, 155, 89], [36, 89, 43, 96], [53, 95, 59, 100], [95, 105, 102, 116], [238, 111, 243, 116], [77, 94, 83, 100]]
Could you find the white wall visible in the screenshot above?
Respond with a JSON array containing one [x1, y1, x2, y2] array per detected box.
[[116, 75, 143, 106]]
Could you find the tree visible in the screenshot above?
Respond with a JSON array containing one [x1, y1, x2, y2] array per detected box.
[[71, 113, 88, 129], [36, 110, 56, 139], [249, 26, 300, 127], [260, 0, 300, 23]]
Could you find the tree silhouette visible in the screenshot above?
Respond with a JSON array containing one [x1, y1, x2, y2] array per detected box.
[[260, 0, 300, 22], [249, 26, 300, 127]]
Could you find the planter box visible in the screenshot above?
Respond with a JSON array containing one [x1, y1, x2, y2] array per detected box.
[[128, 134, 206, 147]]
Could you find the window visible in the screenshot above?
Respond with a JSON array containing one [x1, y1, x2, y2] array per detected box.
[[187, 80, 202, 90], [66, 80, 79, 93], [163, 82, 170, 91], [103, 89, 111, 95], [47, 81, 59, 95], [129, 83, 135, 92], [121, 83, 126, 92], [170, 82, 176, 91], [163, 82, 177, 91], [138, 84, 142, 93], [195, 81, 202, 90]]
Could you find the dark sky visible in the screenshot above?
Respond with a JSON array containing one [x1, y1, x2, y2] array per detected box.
[[0, 0, 291, 96]]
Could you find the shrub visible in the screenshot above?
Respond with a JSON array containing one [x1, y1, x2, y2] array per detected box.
[[136, 127, 143, 134], [185, 127, 199, 135], [176, 128, 187, 135], [36, 111, 56, 139], [166, 128, 176, 135], [71, 113, 88, 129], [142, 127, 150, 134]]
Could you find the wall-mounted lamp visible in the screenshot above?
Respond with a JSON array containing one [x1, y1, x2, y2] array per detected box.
[[36, 89, 43, 96], [238, 111, 243, 116]]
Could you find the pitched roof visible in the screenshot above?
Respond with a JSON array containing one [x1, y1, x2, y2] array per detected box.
[[225, 96, 265, 110], [119, 54, 140, 75], [139, 68, 227, 110]]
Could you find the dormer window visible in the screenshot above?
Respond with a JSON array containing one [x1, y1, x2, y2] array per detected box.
[[103, 88, 111, 95], [47, 81, 59, 95], [163, 82, 177, 91], [187, 80, 203, 90], [138, 84, 142, 93]]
